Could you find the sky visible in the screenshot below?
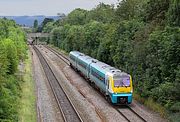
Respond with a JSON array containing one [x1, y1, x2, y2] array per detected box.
[[0, 0, 119, 16]]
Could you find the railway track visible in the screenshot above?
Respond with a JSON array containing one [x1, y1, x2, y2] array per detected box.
[[42, 45, 148, 122], [44, 45, 70, 65], [117, 105, 147, 122], [33, 45, 83, 122]]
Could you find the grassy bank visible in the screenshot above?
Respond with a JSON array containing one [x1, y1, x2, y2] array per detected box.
[[134, 92, 180, 122], [134, 93, 167, 117], [18, 51, 36, 122]]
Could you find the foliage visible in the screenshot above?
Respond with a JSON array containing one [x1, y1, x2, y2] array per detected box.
[[168, 112, 180, 122], [0, 18, 27, 121], [38, 18, 54, 32], [64, 8, 87, 25], [115, 0, 148, 21], [33, 19, 38, 32], [42, 22, 55, 33], [3, 39, 18, 74], [167, 0, 180, 26], [145, 0, 170, 24], [86, 3, 115, 23]]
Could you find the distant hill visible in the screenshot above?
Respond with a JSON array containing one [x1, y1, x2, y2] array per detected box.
[[0, 15, 60, 27]]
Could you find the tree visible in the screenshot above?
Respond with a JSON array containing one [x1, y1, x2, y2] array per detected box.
[[3, 39, 18, 74], [33, 19, 38, 32], [65, 8, 87, 25], [0, 41, 8, 77], [38, 18, 54, 32], [167, 0, 180, 26], [145, 0, 170, 23], [86, 3, 115, 23], [115, 0, 148, 21], [83, 21, 107, 57], [43, 22, 55, 33]]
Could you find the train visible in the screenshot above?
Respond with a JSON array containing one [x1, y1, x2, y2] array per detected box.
[[69, 51, 133, 104]]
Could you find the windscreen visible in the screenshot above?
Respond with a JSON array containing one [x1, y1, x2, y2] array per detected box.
[[114, 75, 130, 87]]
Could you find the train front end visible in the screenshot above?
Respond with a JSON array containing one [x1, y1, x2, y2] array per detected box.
[[109, 73, 133, 104]]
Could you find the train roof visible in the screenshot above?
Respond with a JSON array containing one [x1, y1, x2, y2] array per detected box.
[[90, 59, 129, 77], [78, 55, 98, 64], [69, 51, 129, 76], [70, 51, 99, 64], [69, 51, 85, 57]]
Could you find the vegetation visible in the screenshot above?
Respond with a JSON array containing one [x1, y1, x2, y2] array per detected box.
[[33, 19, 38, 32], [0, 18, 27, 121], [18, 51, 36, 122], [38, 18, 54, 32], [42, 0, 180, 121]]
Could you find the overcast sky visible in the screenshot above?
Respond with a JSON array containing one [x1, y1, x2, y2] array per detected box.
[[0, 0, 119, 16]]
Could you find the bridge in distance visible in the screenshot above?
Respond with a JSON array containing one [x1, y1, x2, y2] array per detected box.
[[27, 33, 50, 38], [27, 33, 50, 44]]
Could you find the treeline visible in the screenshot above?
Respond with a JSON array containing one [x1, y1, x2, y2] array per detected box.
[[42, 0, 180, 121], [0, 18, 27, 121]]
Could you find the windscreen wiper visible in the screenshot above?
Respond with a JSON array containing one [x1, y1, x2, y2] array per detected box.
[[122, 82, 127, 88]]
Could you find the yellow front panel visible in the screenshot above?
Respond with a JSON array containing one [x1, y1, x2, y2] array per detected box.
[[111, 75, 133, 93]]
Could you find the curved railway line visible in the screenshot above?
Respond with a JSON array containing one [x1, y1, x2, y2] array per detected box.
[[43, 45, 148, 122], [33, 45, 83, 122]]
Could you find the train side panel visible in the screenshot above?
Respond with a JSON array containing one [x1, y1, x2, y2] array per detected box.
[[89, 66, 106, 92], [69, 53, 77, 68], [69, 51, 84, 69], [77, 58, 89, 77]]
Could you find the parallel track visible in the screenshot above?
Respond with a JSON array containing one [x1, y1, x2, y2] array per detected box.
[[43, 45, 147, 122], [44, 45, 70, 65], [33, 45, 82, 122]]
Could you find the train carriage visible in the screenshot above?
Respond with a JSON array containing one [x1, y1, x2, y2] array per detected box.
[[69, 51, 84, 69], [76, 55, 94, 78]]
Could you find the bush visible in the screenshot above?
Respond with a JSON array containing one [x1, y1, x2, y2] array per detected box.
[[170, 102, 180, 112]]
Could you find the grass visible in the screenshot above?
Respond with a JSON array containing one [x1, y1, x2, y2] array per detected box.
[[18, 51, 37, 122], [133, 92, 167, 118]]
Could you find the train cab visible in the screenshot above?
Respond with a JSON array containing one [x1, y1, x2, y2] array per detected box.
[[107, 71, 133, 104]]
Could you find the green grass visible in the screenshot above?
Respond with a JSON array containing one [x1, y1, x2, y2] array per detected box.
[[18, 51, 36, 122]]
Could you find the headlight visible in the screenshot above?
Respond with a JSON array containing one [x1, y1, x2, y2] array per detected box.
[[130, 89, 133, 93]]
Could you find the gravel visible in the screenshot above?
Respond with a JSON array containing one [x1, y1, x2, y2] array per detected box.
[[30, 46, 63, 122]]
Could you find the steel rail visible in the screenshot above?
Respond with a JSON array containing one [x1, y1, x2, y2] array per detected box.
[[44, 45, 70, 65], [33, 45, 83, 122], [116, 105, 147, 122], [116, 109, 131, 122], [127, 105, 147, 122]]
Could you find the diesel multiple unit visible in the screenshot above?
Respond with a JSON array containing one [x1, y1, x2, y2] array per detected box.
[[69, 51, 133, 104]]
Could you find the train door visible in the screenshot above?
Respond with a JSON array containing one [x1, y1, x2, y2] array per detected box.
[[88, 62, 93, 78], [105, 74, 109, 95], [87, 63, 91, 78]]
